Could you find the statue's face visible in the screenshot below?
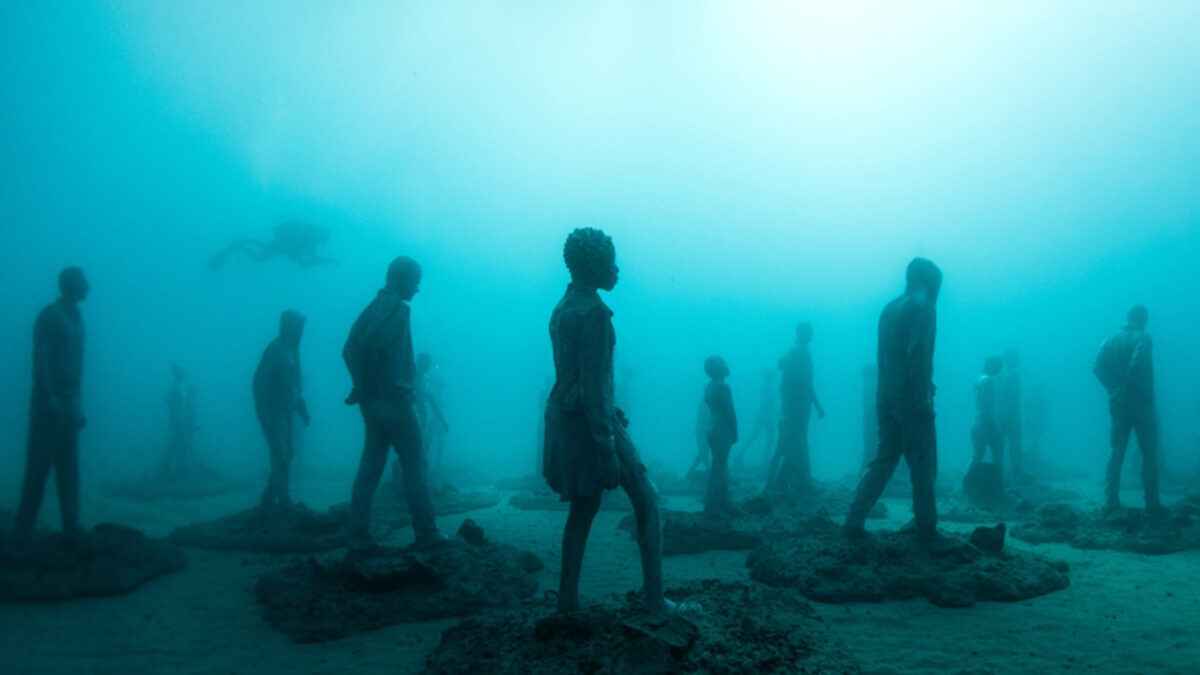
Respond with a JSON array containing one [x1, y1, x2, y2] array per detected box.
[[398, 270, 421, 300], [60, 269, 89, 302], [594, 247, 619, 291]]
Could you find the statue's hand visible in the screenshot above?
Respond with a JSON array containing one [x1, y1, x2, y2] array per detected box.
[[597, 439, 621, 489]]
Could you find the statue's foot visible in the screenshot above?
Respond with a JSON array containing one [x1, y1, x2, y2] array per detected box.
[[409, 532, 450, 552]]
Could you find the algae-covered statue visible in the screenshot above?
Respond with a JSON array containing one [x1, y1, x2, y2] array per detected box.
[[1093, 304, 1162, 514], [343, 257, 442, 553], [970, 356, 1006, 479], [543, 227, 675, 617], [254, 310, 311, 511], [845, 258, 943, 543], [766, 322, 825, 492], [209, 219, 337, 270], [14, 267, 90, 544], [703, 356, 741, 519]]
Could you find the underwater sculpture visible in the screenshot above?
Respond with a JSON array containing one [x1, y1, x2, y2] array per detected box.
[[208, 219, 337, 269], [735, 369, 778, 469], [344, 256, 442, 553], [845, 258, 943, 543], [1093, 304, 1163, 513], [766, 322, 825, 493], [998, 348, 1026, 482], [254, 310, 311, 512], [702, 355, 742, 519], [860, 364, 878, 470], [159, 363, 196, 478], [14, 267, 90, 544], [543, 227, 674, 617], [970, 355, 1006, 484], [686, 394, 711, 480], [415, 352, 450, 469]]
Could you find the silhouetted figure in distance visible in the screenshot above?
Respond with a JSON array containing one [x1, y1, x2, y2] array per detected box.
[[14, 267, 90, 544], [997, 348, 1025, 482], [1093, 304, 1163, 514], [970, 356, 1006, 480], [254, 310, 311, 512], [160, 363, 194, 478], [703, 356, 741, 519], [543, 227, 674, 617], [736, 369, 778, 469], [845, 258, 943, 543], [209, 219, 337, 270], [767, 322, 825, 492], [344, 257, 442, 553], [687, 393, 711, 481], [415, 353, 450, 469]]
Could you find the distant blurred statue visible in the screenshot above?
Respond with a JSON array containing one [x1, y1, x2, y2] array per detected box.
[[997, 348, 1026, 482], [208, 219, 337, 270], [1026, 384, 1047, 463], [160, 363, 197, 478], [253, 310, 311, 512], [860, 364, 878, 471], [845, 258, 943, 544], [415, 352, 450, 469], [702, 356, 742, 519], [344, 257, 442, 553], [970, 356, 1006, 480], [687, 394, 711, 481], [14, 267, 90, 544], [543, 227, 674, 617], [1093, 304, 1162, 514], [735, 369, 778, 469], [766, 322, 825, 493]]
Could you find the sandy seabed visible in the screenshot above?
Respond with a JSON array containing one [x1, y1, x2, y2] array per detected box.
[[1, 470, 1198, 674]]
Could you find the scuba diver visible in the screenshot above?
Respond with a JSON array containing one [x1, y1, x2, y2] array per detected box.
[[209, 219, 337, 270]]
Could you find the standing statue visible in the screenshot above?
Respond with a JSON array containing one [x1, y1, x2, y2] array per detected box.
[[1093, 305, 1163, 514], [970, 356, 1006, 479], [845, 258, 943, 543], [209, 219, 337, 270], [687, 393, 711, 481], [997, 348, 1026, 482], [766, 322, 825, 492], [543, 227, 674, 617], [14, 267, 90, 544], [253, 310, 311, 512], [735, 370, 778, 469], [160, 363, 194, 478], [702, 356, 740, 519], [344, 257, 443, 553]]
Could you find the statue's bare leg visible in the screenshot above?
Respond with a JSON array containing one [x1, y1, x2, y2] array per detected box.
[[557, 494, 601, 613], [622, 471, 669, 615]]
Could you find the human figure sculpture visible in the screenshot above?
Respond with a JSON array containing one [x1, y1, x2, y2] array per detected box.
[[845, 258, 943, 543], [735, 370, 778, 469], [209, 219, 337, 270], [160, 363, 194, 478], [997, 348, 1025, 482], [687, 394, 711, 481], [344, 257, 442, 553], [703, 356, 741, 519], [1093, 305, 1162, 513], [860, 364, 878, 471], [543, 227, 673, 617], [253, 310, 311, 512], [14, 267, 90, 544], [766, 322, 825, 492], [416, 353, 450, 468], [970, 356, 1006, 479]]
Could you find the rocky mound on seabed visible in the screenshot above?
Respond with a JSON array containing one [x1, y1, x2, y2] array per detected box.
[[740, 484, 888, 521], [424, 579, 860, 674], [356, 480, 502, 537], [941, 466, 1081, 524], [256, 520, 542, 643], [508, 488, 631, 512], [168, 503, 344, 554], [103, 464, 247, 502], [0, 523, 188, 602], [1011, 497, 1200, 554], [618, 509, 766, 555], [747, 517, 1070, 608]]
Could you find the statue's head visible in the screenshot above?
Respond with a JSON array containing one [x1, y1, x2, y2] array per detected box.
[[704, 355, 730, 379], [58, 266, 89, 302], [279, 309, 306, 348], [416, 352, 434, 375], [1004, 348, 1021, 369], [386, 256, 422, 300], [795, 321, 813, 344], [905, 257, 942, 303], [984, 355, 1004, 376], [1127, 304, 1148, 330], [563, 227, 618, 291]]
